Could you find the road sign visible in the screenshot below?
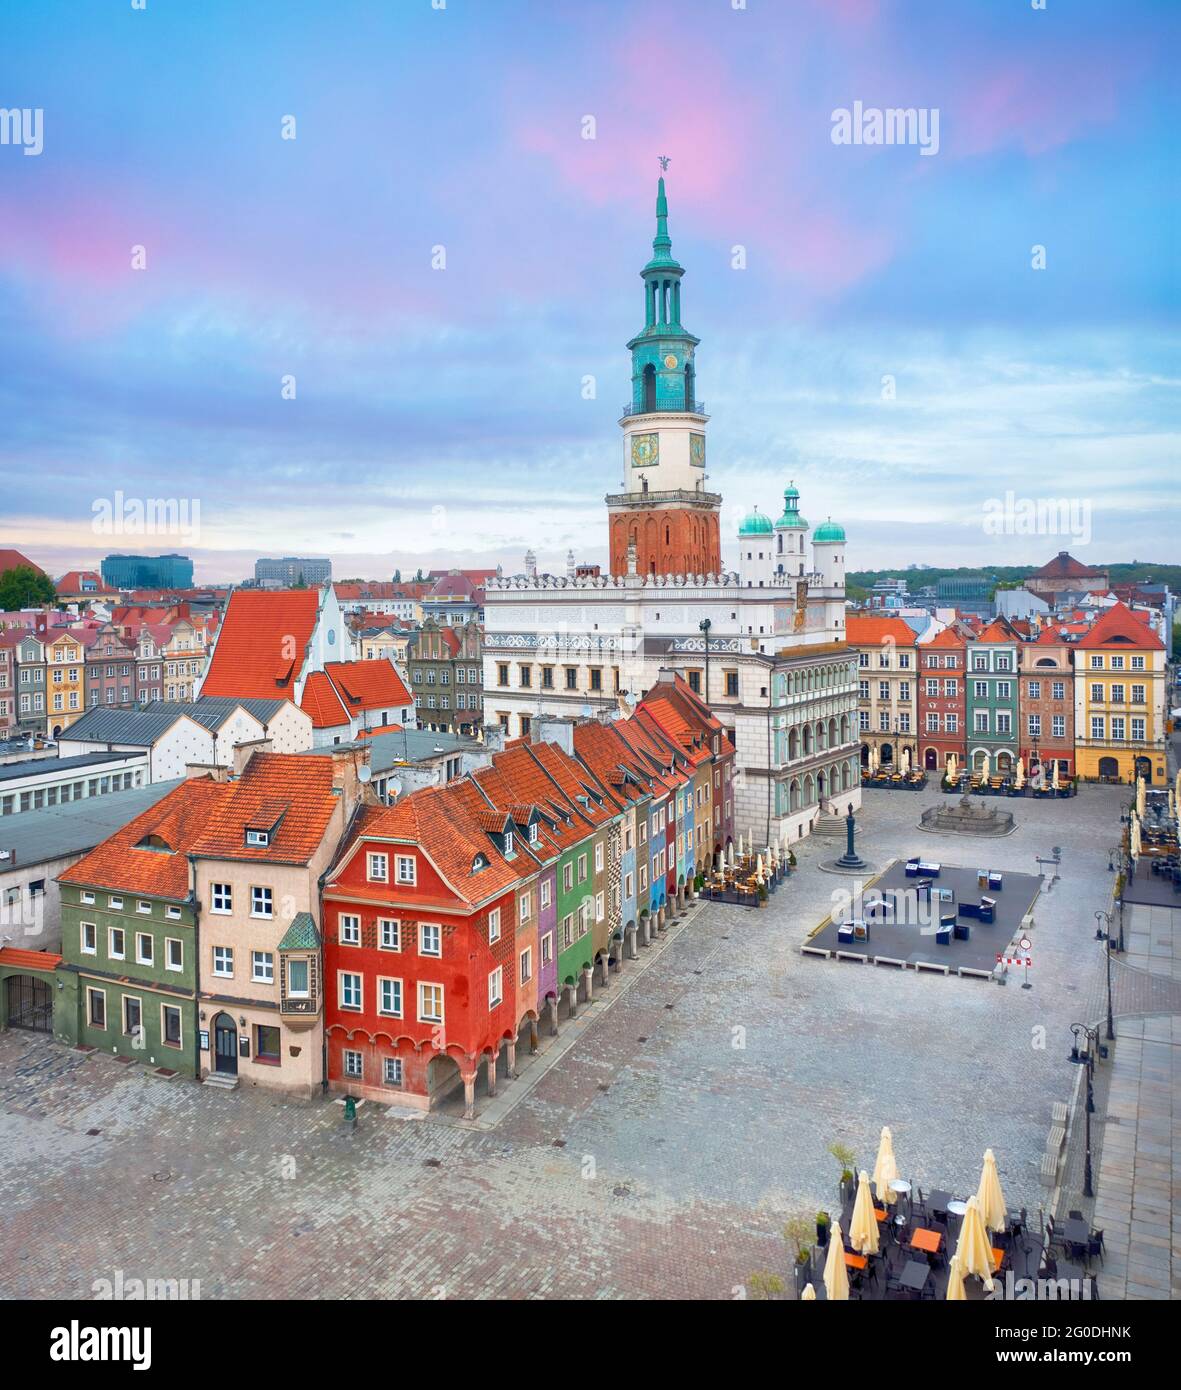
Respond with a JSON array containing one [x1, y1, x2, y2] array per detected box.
[[1019, 936, 1032, 951]]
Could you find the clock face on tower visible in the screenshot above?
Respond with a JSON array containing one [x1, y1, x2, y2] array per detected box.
[[631, 432, 659, 468], [663, 353, 678, 369], [690, 432, 706, 467]]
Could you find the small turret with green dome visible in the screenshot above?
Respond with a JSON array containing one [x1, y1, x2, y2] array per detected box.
[[775, 482, 809, 531], [738, 505, 774, 537], [813, 517, 846, 543]]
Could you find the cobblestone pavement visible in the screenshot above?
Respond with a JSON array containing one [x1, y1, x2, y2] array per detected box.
[[0, 784, 1134, 1300]]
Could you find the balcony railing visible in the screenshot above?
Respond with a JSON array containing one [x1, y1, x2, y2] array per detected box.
[[620, 399, 706, 418]]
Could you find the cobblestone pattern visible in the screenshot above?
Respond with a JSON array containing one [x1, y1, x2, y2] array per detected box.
[[0, 783, 1138, 1300]]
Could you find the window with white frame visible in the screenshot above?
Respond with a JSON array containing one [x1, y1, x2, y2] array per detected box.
[[165, 937, 183, 971], [343, 1049, 363, 1078], [1052, 715, 1065, 738], [378, 918, 401, 951], [419, 922, 441, 957], [488, 966, 503, 1008], [367, 852, 388, 882], [487, 908, 501, 943], [339, 914, 361, 946], [136, 932, 153, 965], [418, 981, 444, 1023], [211, 883, 232, 913], [383, 1056, 403, 1087], [81, 921, 97, 954], [595, 891, 604, 922], [213, 945, 233, 977], [540, 878, 552, 909], [250, 886, 273, 918], [378, 977, 403, 1017], [519, 947, 532, 985], [339, 972, 362, 1010], [252, 950, 274, 983], [541, 932, 553, 964], [594, 842, 604, 872], [109, 926, 125, 960], [519, 890, 532, 922], [395, 855, 415, 885]]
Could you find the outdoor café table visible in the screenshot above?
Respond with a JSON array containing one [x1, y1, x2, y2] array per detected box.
[[946, 1199, 968, 1218], [899, 1259, 930, 1295], [928, 1189, 954, 1217], [910, 1228, 942, 1255], [1062, 1217, 1089, 1248], [843, 1250, 868, 1271]]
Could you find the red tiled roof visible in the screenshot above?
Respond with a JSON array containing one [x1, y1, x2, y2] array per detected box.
[[190, 753, 341, 865], [61, 778, 230, 898], [322, 660, 412, 711], [845, 615, 917, 646], [0, 548, 43, 577], [201, 589, 321, 698], [299, 671, 350, 729], [0, 946, 62, 972], [921, 626, 965, 649], [974, 618, 1021, 644], [1030, 552, 1105, 579], [56, 570, 116, 595], [1077, 601, 1164, 651]]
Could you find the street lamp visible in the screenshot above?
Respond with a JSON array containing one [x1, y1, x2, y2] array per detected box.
[[1068, 1022, 1100, 1198], [699, 618, 711, 703], [1094, 911, 1116, 1041]]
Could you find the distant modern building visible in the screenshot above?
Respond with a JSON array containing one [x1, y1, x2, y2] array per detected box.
[[255, 557, 332, 588], [934, 575, 993, 618], [101, 554, 194, 590]]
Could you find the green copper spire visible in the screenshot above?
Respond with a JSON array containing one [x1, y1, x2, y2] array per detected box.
[[645, 175, 681, 271], [624, 162, 702, 418]]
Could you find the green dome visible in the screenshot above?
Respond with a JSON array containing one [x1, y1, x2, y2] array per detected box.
[[776, 482, 808, 530], [813, 517, 846, 543], [738, 506, 774, 537]]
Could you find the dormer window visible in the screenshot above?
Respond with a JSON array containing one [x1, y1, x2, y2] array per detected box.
[[503, 830, 514, 856], [528, 821, 539, 844], [246, 829, 269, 847], [471, 853, 490, 873]]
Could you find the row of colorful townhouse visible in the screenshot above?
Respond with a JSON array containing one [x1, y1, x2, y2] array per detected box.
[[321, 673, 735, 1116], [847, 602, 1169, 787], [23, 673, 734, 1118]]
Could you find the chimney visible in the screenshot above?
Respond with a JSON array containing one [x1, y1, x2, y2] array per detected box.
[[329, 742, 371, 810], [534, 715, 576, 755], [233, 738, 272, 777]]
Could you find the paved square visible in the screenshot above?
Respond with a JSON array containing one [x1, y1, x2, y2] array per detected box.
[[0, 784, 1134, 1300]]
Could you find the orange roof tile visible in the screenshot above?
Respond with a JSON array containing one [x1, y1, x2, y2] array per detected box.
[[322, 659, 412, 711], [300, 670, 350, 729], [845, 615, 918, 646], [0, 946, 62, 971], [1077, 601, 1164, 650], [61, 777, 230, 899], [200, 589, 321, 698], [189, 753, 341, 865]]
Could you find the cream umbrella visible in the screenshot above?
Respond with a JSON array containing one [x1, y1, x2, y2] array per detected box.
[[946, 752, 958, 785], [801, 1282, 816, 1301], [756, 852, 765, 880], [1014, 758, 1024, 791], [822, 1221, 850, 1301], [1175, 767, 1181, 816], [1052, 759, 1061, 791], [738, 832, 744, 860], [1130, 813, 1141, 860], [1169, 786, 1177, 823], [1136, 774, 1146, 820], [849, 1170, 880, 1255], [945, 1250, 967, 1301], [979, 751, 991, 781], [871, 1126, 899, 1206], [975, 1148, 1007, 1232], [901, 747, 911, 775], [954, 1195, 995, 1290]]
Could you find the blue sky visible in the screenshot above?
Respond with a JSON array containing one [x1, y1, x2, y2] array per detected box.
[[0, 0, 1177, 582]]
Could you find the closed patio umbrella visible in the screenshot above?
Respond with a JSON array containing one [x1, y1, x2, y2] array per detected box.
[[738, 832, 744, 859], [946, 752, 957, 784], [945, 1249, 967, 1301], [872, 1126, 899, 1206], [849, 1170, 880, 1255], [1052, 759, 1061, 791], [801, 1282, 816, 1301], [901, 747, 911, 774], [1136, 774, 1146, 820], [869, 744, 879, 773], [823, 1221, 850, 1301], [975, 1148, 1007, 1232], [979, 751, 991, 780], [1130, 813, 1141, 860], [1014, 758, 1024, 790], [954, 1195, 995, 1290]]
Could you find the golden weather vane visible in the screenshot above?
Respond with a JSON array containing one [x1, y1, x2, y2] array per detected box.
[[658, 155, 670, 171]]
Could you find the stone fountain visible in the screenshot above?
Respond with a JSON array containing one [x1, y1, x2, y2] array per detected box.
[[920, 794, 1015, 837]]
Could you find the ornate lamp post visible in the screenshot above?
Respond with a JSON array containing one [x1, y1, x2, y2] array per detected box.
[[1094, 911, 1116, 1040], [1069, 1023, 1100, 1198], [699, 618, 711, 703]]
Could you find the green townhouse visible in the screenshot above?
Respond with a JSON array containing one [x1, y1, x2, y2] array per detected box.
[[965, 618, 1022, 778], [55, 778, 226, 1077]]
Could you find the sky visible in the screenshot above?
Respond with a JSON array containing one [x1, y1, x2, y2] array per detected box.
[[0, 0, 1177, 584]]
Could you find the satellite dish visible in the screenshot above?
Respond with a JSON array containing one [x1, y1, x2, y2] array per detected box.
[[357, 765, 372, 783]]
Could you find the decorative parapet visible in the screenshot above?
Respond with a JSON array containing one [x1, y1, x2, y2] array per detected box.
[[485, 570, 741, 593]]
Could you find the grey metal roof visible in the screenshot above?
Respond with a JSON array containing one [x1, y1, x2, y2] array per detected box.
[[308, 727, 482, 774], [0, 751, 146, 784], [0, 779, 184, 871], [59, 697, 292, 747]]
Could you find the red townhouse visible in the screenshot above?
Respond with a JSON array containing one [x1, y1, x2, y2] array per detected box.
[[322, 783, 524, 1118], [917, 624, 968, 774]]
